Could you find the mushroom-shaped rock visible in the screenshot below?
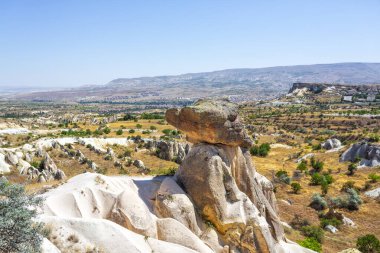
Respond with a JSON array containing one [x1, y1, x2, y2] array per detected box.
[[166, 98, 253, 148]]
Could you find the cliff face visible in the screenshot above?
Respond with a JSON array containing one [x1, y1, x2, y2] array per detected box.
[[168, 98, 313, 253]]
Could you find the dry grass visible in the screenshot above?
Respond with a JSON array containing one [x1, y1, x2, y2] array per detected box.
[[253, 140, 380, 253]]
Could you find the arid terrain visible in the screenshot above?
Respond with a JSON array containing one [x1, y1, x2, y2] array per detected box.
[[1, 82, 380, 253]]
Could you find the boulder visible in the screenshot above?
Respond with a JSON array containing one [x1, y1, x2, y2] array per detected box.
[[342, 216, 355, 227], [111, 189, 157, 238], [324, 225, 338, 233], [133, 160, 145, 170], [5, 151, 19, 165], [154, 177, 201, 235], [156, 218, 214, 253], [365, 187, 380, 198], [322, 138, 341, 150], [340, 142, 380, 167], [0, 153, 11, 173], [166, 98, 253, 148]]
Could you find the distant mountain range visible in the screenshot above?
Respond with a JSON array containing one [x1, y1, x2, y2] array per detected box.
[[8, 62, 380, 102]]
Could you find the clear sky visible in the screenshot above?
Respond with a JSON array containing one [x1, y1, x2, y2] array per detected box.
[[0, 0, 379, 88]]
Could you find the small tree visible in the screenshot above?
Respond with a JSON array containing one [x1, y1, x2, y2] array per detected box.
[[301, 225, 324, 243], [0, 178, 45, 252], [116, 129, 123, 135], [321, 180, 329, 195], [291, 182, 302, 194], [136, 124, 142, 129], [310, 157, 324, 172], [357, 234, 380, 253], [103, 127, 111, 134], [348, 163, 358, 176], [297, 160, 307, 172]]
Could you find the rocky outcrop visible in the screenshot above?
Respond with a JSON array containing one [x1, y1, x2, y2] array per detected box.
[[166, 98, 253, 148], [168, 99, 310, 253], [340, 142, 380, 167], [322, 138, 341, 150], [147, 140, 190, 164]]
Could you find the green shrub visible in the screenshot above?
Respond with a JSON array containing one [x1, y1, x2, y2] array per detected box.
[[250, 143, 271, 157], [0, 179, 45, 252], [310, 194, 327, 211], [357, 234, 380, 253], [291, 182, 302, 194], [116, 129, 123, 135], [275, 170, 290, 184], [310, 173, 333, 186], [297, 160, 307, 172], [368, 173, 380, 183], [310, 157, 324, 172], [348, 163, 358, 175], [129, 129, 135, 133], [150, 125, 157, 130], [331, 188, 362, 210], [312, 143, 322, 151], [298, 237, 322, 252], [136, 124, 142, 129], [140, 113, 164, 120], [301, 225, 324, 243], [320, 217, 343, 229], [103, 127, 111, 134]]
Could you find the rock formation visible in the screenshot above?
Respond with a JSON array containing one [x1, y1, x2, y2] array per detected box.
[[146, 140, 191, 164], [167, 98, 310, 253], [340, 142, 380, 167], [322, 138, 341, 150], [166, 99, 253, 148]]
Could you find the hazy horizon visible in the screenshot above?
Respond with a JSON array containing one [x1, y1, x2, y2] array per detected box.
[[1, 1, 379, 88]]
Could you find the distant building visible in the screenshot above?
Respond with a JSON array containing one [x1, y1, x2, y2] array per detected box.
[[343, 96, 353, 102], [367, 94, 376, 102]]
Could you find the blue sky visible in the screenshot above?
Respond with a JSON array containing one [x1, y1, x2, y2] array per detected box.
[[0, 0, 379, 88]]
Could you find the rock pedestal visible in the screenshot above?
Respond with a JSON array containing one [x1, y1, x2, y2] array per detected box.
[[166, 99, 309, 253]]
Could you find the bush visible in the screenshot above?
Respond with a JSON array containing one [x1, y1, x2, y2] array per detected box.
[[297, 160, 307, 172], [345, 188, 362, 210], [310, 157, 324, 172], [275, 170, 290, 184], [290, 215, 310, 230], [312, 143, 322, 151], [320, 217, 343, 229], [321, 180, 329, 195], [310, 194, 327, 211], [301, 225, 324, 243], [298, 237, 322, 252], [250, 143, 271, 157], [0, 178, 45, 252], [341, 181, 357, 192], [140, 113, 164, 120], [123, 114, 136, 121], [150, 125, 157, 130], [129, 129, 135, 133], [331, 188, 362, 210], [348, 163, 358, 175], [310, 173, 333, 186], [291, 182, 302, 194], [357, 234, 380, 253], [368, 173, 380, 183], [116, 129, 123, 135], [136, 124, 142, 129], [103, 127, 111, 134]]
